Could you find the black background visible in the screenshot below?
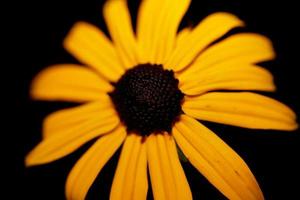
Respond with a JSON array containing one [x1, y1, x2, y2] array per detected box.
[[10, 0, 300, 199]]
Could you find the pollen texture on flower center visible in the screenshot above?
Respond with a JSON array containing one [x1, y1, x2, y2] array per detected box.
[[109, 64, 184, 136]]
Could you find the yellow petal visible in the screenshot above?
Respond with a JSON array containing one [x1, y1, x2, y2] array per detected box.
[[180, 33, 275, 78], [183, 92, 298, 131], [173, 115, 264, 200], [166, 12, 244, 71], [25, 109, 120, 166], [65, 125, 126, 200], [164, 132, 192, 200], [137, 0, 190, 64], [31, 64, 113, 102], [64, 22, 124, 81], [42, 99, 115, 138], [110, 134, 148, 200], [103, 0, 139, 69], [176, 27, 192, 47], [132, 141, 148, 200], [179, 65, 275, 95], [147, 133, 192, 200]]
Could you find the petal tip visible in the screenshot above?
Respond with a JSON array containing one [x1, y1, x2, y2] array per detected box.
[[24, 152, 37, 167], [289, 121, 299, 131], [210, 12, 245, 26], [63, 21, 86, 47]]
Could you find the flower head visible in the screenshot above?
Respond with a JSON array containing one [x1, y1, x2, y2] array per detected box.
[[26, 0, 298, 199]]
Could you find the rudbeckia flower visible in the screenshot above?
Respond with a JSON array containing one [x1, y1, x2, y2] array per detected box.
[[25, 0, 298, 199]]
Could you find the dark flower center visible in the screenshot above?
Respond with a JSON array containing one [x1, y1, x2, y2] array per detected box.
[[109, 64, 184, 136]]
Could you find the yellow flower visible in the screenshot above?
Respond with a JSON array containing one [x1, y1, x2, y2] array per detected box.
[[25, 0, 298, 199]]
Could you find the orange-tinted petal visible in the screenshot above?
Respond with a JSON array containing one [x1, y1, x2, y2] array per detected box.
[[110, 134, 148, 200], [103, 0, 139, 69], [137, 0, 190, 64], [173, 115, 264, 200], [65, 125, 126, 200], [42, 99, 116, 138], [166, 12, 244, 71], [179, 65, 275, 95], [179, 33, 275, 78], [176, 27, 192, 47], [25, 109, 120, 166], [164, 133, 192, 200], [64, 22, 124, 81], [31, 64, 113, 102], [183, 92, 298, 131], [147, 133, 192, 200]]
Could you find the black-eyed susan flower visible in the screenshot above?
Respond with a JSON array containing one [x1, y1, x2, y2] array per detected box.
[[25, 0, 298, 199]]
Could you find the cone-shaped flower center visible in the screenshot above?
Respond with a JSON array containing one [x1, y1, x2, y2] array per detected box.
[[109, 64, 184, 136]]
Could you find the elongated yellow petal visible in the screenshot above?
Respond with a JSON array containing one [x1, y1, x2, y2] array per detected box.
[[164, 133, 192, 200], [176, 27, 192, 47], [180, 33, 275, 78], [132, 140, 148, 200], [136, 0, 160, 63], [179, 65, 275, 95], [110, 134, 148, 200], [31, 64, 113, 102], [103, 0, 139, 69], [65, 125, 126, 200], [183, 92, 298, 130], [147, 133, 192, 200], [146, 134, 167, 200], [166, 12, 244, 71], [25, 111, 120, 166], [42, 99, 115, 138], [137, 0, 190, 64], [64, 22, 124, 81], [173, 115, 264, 200]]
